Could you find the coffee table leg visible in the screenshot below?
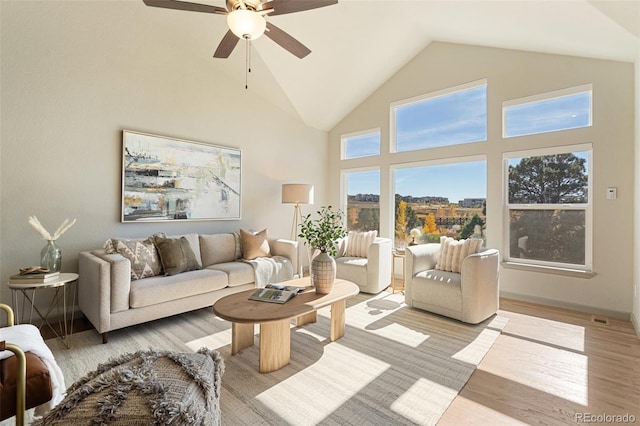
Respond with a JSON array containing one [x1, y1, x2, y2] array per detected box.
[[232, 322, 254, 355], [330, 299, 347, 342], [295, 311, 317, 327], [259, 319, 290, 373]]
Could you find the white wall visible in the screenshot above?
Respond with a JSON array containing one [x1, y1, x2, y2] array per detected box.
[[329, 42, 635, 317], [0, 2, 328, 306]]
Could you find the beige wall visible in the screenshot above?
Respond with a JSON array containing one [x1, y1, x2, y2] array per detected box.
[[329, 42, 635, 317], [634, 55, 640, 334], [0, 2, 328, 305]]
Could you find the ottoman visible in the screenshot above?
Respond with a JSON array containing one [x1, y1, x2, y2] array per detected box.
[[32, 348, 224, 425]]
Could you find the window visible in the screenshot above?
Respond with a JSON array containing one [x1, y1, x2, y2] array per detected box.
[[504, 145, 592, 270], [341, 130, 380, 159], [503, 84, 592, 138], [391, 80, 487, 152], [392, 159, 486, 248], [342, 169, 380, 232]]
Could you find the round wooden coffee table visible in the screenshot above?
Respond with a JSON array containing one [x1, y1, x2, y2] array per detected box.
[[213, 278, 359, 373]]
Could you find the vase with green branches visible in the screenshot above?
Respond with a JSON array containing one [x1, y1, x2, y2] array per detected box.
[[298, 206, 347, 294]]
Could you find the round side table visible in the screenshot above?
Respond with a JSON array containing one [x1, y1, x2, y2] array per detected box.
[[7, 272, 79, 348]]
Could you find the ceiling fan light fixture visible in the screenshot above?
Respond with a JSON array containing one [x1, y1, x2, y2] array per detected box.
[[227, 9, 266, 40]]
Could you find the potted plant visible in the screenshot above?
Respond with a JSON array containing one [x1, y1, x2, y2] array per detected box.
[[298, 206, 347, 294]]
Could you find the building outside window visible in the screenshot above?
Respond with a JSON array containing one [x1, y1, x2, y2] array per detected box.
[[392, 159, 487, 248], [342, 169, 380, 233]]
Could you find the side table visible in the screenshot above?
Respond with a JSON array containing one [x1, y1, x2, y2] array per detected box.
[[7, 272, 79, 348], [392, 250, 405, 293]]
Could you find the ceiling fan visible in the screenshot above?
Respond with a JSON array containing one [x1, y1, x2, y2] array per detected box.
[[143, 0, 338, 59]]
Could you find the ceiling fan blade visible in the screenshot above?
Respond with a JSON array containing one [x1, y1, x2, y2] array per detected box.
[[214, 30, 240, 58], [143, 0, 227, 15], [260, 0, 337, 16], [264, 22, 311, 58]]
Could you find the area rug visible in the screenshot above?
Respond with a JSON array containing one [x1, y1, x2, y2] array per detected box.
[[45, 291, 507, 425]]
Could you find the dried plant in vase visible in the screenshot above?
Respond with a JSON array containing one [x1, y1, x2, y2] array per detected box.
[[29, 216, 76, 272]]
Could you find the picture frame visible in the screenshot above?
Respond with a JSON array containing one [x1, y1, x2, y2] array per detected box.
[[121, 130, 241, 222]]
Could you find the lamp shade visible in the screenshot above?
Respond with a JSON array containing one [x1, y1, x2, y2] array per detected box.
[[227, 10, 266, 40], [282, 184, 314, 205]]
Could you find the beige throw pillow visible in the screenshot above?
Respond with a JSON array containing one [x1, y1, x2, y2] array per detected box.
[[240, 228, 271, 260], [345, 230, 377, 258], [435, 237, 482, 273], [153, 235, 201, 276]]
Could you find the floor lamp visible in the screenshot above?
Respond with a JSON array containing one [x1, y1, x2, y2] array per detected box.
[[282, 183, 314, 278]]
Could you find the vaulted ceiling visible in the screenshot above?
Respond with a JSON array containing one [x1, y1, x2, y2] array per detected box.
[[141, 0, 640, 131]]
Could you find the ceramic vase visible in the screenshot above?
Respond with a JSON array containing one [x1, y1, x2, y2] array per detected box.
[[311, 251, 336, 294], [41, 240, 62, 272]]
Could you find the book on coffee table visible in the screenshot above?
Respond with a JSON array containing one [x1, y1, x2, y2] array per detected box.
[[249, 284, 306, 304], [9, 271, 60, 284]]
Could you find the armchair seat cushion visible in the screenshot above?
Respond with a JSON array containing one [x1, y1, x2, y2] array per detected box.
[[0, 352, 53, 421]]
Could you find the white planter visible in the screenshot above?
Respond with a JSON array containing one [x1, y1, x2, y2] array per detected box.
[[311, 251, 336, 294]]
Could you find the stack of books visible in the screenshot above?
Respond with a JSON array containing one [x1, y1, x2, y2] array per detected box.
[[9, 270, 60, 284]]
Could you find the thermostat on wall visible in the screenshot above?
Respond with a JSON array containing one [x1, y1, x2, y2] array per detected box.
[[606, 187, 617, 199]]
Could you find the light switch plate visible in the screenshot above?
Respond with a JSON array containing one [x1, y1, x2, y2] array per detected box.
[[606, 187, 617, 199]]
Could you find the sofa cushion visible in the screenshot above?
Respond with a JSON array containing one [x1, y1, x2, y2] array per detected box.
[[240, 229, 271, 260], [154, 236, 201, 276], [346, 231, 377, 258], [129, 269, 228, 308], [207, 262, 255, 287], [104, 237, 162, 280], [199, 234, 237, 267]]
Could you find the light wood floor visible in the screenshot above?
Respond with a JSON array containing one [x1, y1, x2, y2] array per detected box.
[[439, 298, 640, 425]]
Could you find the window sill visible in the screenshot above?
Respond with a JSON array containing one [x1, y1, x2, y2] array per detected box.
[[501, 261, 595, 278]]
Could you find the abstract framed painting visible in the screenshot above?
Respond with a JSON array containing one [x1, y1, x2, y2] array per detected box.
[[121, 130, 241, 222]]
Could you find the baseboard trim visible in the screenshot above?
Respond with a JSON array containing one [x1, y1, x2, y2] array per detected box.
[[500, 291, 631, 321], [631, 311, 640, 339]]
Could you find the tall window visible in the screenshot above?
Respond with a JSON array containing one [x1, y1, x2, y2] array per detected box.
[[504, 145, 592, 270], [392, 159, 486, 248], [503, 84, 592, 138], [391, 80, 487, 152], [341, 130, 380, 159], [343, 169, 380, 232]]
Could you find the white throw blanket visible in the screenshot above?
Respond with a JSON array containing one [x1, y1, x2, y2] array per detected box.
[[0, 324, 66, 416], [244, 256, 294, 288]]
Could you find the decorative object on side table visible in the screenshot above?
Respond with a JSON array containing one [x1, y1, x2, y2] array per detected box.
[[298, 206, 346, 294], [28, 216, 76, 272]]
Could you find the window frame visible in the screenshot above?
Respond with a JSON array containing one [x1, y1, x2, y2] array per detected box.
[[502, 143, 593, 272], [341, 128, 381, 160], [502, 84, 593, 139], [390, 79, 488, 153]]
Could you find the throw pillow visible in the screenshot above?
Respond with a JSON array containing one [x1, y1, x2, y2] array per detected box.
[[436, 237, 483, 273], [153, 235, 201, 276], [104, 237, 162, 280], [345, 230, 377, 258], [240, 228, 271, 260]]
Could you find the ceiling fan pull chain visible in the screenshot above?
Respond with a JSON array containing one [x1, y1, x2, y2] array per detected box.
[[244, 38, 254, 90]]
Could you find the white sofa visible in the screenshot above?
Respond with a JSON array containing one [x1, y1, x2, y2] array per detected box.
[[335, 235, 392, 294], [404, 243, 499, 324], [78, 232, 297, 343]]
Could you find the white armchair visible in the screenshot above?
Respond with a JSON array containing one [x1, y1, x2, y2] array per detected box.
[[335, 236, 392, 294], [404, 243, 500, 324]]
